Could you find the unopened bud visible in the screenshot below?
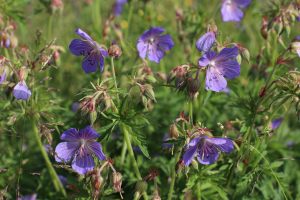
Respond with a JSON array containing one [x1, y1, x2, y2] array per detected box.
[[135, 180, 148, 194], [239, 46, 250, 63], [186, 77, 200, 98], [112, 172, 122, 193], [18, 67, 28, 81], [152, 189, 161, 200], [169, 123, 179, 139], [89, 110, 97, 125], [108, 44, 122, 58], [261, 16, 268, 39], [141, 84, 156, 102]]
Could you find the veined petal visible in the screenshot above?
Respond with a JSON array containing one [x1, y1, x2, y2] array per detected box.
[[196, 32, 216, 52], [206, 138, 234, 153], [157, 34, 174, 51], [55, 141, 80, 163], [221, 1, 244, 22], [148, 45, 164, 63], [78, 126, 99, 140], [88, 142, 106, 160], [216, 60, 240, 79], [137, 40, 148, 59], [197, 146, 219, 165], [205, 67, 227, 92], [183, 145, 198, 166], [60, 128, 79, 141], [82, 52, 102, 73], [72, 151, 95, 174], [198, 52, 215, 67], [216, 47, 239, 61], [75, 28, 93, 41], [69, 39, 93, 56], [139, 27, 165, 41]]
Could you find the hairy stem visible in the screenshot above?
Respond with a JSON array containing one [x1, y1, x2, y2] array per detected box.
[[167, 152, 181, 200], [32, 119, 66, 197]]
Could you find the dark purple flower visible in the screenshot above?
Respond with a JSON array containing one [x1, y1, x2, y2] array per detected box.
[[69, 28, 108, 73], [55, 126, 106, 174], [270, 118, 283, 130], [183, 135, 234, 166], [114, 0, 127, 16], [137, 27, 174, 63], [198, 47, 240, 92], [13, 81, 32, 100], [221, 0, 251, 22], [196, 32, 216, 52]]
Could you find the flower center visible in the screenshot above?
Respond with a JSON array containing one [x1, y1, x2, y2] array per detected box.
[[149, 37, 155, 44], [209, 60, 216, 67]]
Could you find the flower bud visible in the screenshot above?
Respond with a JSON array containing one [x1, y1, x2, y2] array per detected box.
[[112, 172, 122, 193], [261, 16, 268, 40], [18, 67, 28, 81], [89, 110, 97, 125], [152, 189, 161, 200], [108, 44, 122, 58], [140, 84, 156, 102], [80, 97, 96, 113], [135, 180, 148, 195], [169, 123, 179, 139], [186, 77, 200, 98]]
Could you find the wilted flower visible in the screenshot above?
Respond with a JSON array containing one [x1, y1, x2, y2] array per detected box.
[[113, 0, 127, 16], [55, 126, 106, 174], [221, 0, 251, 22], [183, 135, 234, 166], [137, 27, 174, 63], [198, 47, 240, 92], [108, 43, 122, 58], [69, 28, 108, 73], [196, 31, 216, 52], [13, 81, 32, 100], [270, 118, 283, 130]]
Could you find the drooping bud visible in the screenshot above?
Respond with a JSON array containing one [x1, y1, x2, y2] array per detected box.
[[186, 77, 200, 98], [261, 16, 268, 40], [108, 44, 122, 58]]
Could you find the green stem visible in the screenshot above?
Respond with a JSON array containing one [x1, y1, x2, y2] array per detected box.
[[92, 0, 102, 35], [120, 140, 127, 165], [121, 124, 148, 200], [167, 152, 181, 200], [126, 0, 136, 39], [111, 57, 118, 91], [189, 100, 193, 123], [32, 119, 66, 197]]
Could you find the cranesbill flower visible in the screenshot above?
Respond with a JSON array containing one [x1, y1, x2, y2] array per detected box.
[[114, 0, 127, 16], [183, 135, 234, 166], [221, 0, 251, 22], [69, 28, 108, 73], [198, 47, 240, 92], [137, 27, 174, 63], [196, 32, 216, 52], [55, 126, 106, 174], [13, 81, 32, 100], [18, 194, 37, 200]]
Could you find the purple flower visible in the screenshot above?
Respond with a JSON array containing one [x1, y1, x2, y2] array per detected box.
[[58, 175, 68, 185], [13, 81, 32, 100], [198, 47, 240, 92], [114, 0, 127, 16], [69, 28, 108, 73], [270, 118, 283, 130], [183, 135, 234, 166], [221, 0, 251, 22], [0, 69, 6, 84], [137, 27, 174, 63], [196, 32, 216, 52], [55, 126, 106, 174]]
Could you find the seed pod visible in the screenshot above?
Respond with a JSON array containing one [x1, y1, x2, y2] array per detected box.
[[186, 77, 200, 98], [108, 44, 122, 58], [112, 172, 122, 193]]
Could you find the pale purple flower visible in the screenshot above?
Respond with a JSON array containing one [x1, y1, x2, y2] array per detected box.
[[183, 135, 234, 166], [55, 126, 106, 174], [114, 0, 127, 16], [270, 118, 283, 130], [69, 28, 108, 73], [13, 81, 32, 100], [221, 0, 251, 22], [137, 27, 174, 63], [196, 32, 216, 52], [198, 47, 240, 92]]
